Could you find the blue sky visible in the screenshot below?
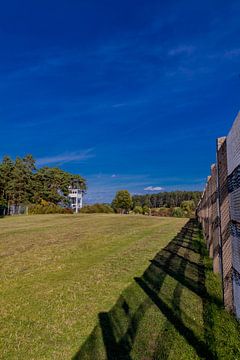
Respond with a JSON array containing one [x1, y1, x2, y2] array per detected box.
[[0, 0, 240, 203]]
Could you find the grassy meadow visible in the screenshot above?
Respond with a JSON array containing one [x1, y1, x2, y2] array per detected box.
[[0, 214, 186, 359], [76, 219, 240, 360]]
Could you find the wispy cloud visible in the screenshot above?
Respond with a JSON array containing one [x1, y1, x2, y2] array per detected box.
[[224, 48, 240, 58], [144, 186, 164, 191], [15, 119, 54, 128], [168, 45, 195, 56], [7, 50, 83, 79], [111, 103, 128, 108], [36, 149, 94, 166]]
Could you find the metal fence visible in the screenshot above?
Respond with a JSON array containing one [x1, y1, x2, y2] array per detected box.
[[8, 204, 28, 215], [197, 112, 240, 319]]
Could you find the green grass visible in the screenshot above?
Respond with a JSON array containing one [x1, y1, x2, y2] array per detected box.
[[75, 219, 240, 360], [1, 215, 240, 359], [0, 214, 186, 359]]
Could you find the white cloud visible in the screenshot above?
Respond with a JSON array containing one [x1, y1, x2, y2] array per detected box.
[[36, 149, 94, 166], [111, 174, 117, 178], [144, 186, 164, 191], [112, 103, 128, 108]]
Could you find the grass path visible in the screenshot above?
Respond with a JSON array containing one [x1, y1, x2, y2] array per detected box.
[[0, 214, 186, 359], [76, 219, 240, 360]]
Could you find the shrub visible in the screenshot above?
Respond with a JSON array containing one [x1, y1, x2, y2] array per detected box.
[[133, 206, 143, 214], [172, 207, 185, 218], [142, 205, 150, 215], [151, 207, 172, 217], [150, 208, 159, 216], [80, 203, 114, 214], [158, 207, 172, 217], [180, 200, 195, 217], [28, 201, 73, 215]]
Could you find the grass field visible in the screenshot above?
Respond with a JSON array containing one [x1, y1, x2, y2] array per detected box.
[[76, 219, 240, 360], [0, 214, 187, 359]]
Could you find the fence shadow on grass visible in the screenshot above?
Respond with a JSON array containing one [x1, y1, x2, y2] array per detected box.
[[73, 219, 223, 360]]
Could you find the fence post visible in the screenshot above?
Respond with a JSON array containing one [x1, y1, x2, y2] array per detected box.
[[211, 164, 220, 273], [216, 136, 234, 312]]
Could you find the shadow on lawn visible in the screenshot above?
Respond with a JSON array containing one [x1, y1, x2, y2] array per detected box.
[[73, 219, 222, 360]]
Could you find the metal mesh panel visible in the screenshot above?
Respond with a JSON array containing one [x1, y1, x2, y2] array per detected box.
[[226, 112, 240, 317], [227, 112, 240, 175], [197, 113, 240, 319]]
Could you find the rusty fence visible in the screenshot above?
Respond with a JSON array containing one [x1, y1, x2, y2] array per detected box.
[[197, 112, 240, 319]]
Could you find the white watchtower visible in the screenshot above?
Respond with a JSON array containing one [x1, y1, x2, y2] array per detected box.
[[68, 186, 84, 213]]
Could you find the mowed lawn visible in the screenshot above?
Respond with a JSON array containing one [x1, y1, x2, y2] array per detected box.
[[0, 214, 186, 359]]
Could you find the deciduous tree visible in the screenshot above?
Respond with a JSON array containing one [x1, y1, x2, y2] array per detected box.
[[112, 190, 133, 214]]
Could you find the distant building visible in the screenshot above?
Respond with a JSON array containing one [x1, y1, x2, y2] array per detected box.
[[68, 187, 84, 213]]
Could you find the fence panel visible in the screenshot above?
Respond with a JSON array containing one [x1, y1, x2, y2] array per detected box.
[[226, 113, 240, 318], [197, 112, 240, 319], [217, 137, 233, 312]]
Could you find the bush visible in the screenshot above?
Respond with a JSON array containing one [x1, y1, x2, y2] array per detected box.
[[151, 207, 172, 217], [142, 205, 150, 215], [133, 206, 143, 214], [158, 207, 173, 217], [180, 200, 195, 217], [28, 201, 73, 215], [148, 203, 194, 218], [172, 207, 185, 218], [80, 203, 114, 214]]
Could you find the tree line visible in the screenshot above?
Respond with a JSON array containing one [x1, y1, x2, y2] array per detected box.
[[80, 190, 201, 218], [132, 191, 202, 208], [0, 155, 86, 214], [0, 154, 202, 218]]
